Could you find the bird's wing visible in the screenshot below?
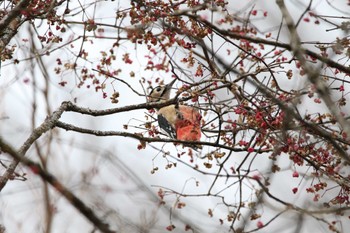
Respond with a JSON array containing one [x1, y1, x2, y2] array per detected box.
[[158, 114, 177, 139]]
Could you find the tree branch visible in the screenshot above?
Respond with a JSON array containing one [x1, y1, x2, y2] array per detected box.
[[55, 120, 271, 153], [181, 11, 350, 75], [0, 0, 32, 52], [248, 75, 350, 165], [0, 138, 116, 233], [0, 0, 31, 33], [0, 101, 70, 191], [276, 0, 350, 143]]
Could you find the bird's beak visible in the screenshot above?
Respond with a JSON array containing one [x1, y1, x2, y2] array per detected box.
[[165, 79, 176, 91]]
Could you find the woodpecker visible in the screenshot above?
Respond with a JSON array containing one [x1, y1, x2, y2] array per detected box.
[[148, 79, 202, 142]]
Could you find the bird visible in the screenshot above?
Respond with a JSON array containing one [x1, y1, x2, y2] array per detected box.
[[148, 79, 202, 143]]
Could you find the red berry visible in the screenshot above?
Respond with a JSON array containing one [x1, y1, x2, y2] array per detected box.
[[292, 171, 299, 178], [257, 221, 264, 228], [292, 187, 298, 194]]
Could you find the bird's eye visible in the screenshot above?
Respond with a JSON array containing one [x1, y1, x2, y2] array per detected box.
[[156, 87, 162, 92]]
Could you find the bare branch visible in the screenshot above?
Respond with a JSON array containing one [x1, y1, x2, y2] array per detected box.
[[0, 0, 31, 52], [0, 101, 70, 190], [0, 138, 116, 233], [55, 120, 270, 153]]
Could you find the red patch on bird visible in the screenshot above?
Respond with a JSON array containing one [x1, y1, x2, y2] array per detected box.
[[175, 106, 202, 141], [176, 120, 201, 141]]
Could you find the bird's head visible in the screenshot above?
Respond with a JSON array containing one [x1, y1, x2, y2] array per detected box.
[[148, 79, 176, 103]]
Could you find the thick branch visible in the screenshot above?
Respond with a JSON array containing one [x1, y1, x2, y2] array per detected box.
[[0, 0, 32, 52], [0, 0, 31, 33], [0, 101, 70, 191], [65, 98, 177, 116], [0, 138, 116, 233]]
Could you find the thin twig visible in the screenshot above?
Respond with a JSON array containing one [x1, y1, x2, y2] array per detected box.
[[55, 120, 271, 153]]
